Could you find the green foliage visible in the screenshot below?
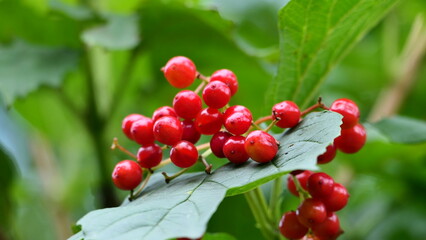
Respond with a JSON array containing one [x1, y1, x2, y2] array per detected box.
[[372, 116, 426, 144]]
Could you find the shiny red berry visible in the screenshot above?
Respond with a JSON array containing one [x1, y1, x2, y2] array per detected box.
[[244, 130, 278, 163], [223, 105, 251, 119], [194, 108, 223, 135], [287, 170, 313, 197], [130, 117, 155, 146], [223, 106, 252, 135], [272, 101, 301, 128], [137, 144, 162, 169], [173, 90, 202, 120], [312, 212, 342, 240], [170, 140, 199, 168], [152, 106, 177, 122], [223, 136, 249, 164], [181, 120, 201, 144], [279, 211, 309, 239], [334, 123, 366, 154], [163, 56, 197, 88], [329, 98, 360, 129], [112, 160, 142, 190], [153, 116, 183, 146], [296, 198, 327, 228], [307, 172, 335, 199], [122, 114, 144, 140], [317, 145, 337, 164], [321, 183, 349, 212], [202, 81, 231, 109], [210, 131, 232, 158], [210, 69, 238, 96]]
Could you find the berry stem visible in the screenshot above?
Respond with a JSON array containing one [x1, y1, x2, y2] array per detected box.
[[291, 175, 310, 201], [269, 177, 283, 222], [111, 137, 137, 160], [129, 171, 152, 201], [245, 190, 276, 240], [194, 80, 207, 95], [300, 97, 329, 116], [199, 155, 213, 174], [162, 168, 189, 183], [197, 73, 210, 82], [263, 119, 279, 133], [254, 115, 273, 125]]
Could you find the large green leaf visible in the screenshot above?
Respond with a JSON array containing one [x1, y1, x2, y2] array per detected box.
[[371, 116, 426, 144], [0, 41, 79, 105], [268, 0, 399, 108], [69, 111, 342, 240]]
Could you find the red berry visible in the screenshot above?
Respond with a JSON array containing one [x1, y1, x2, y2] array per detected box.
[[244, 130, 278, 163], [321, 183, 349, 212], [130, 117, 155, 146], [181, 120, 201, 144], [334, 123, 366, 154], [210, 69, 238, 96], [170, 140, 199, 168], [173, 90, 202, 120], [329, 98, 360, 129], [152, 106, 177, 122], [287, 170, 313, 197], [223, 107, 252, 135], [112, 160, 142, 190], [223, 105, 251, 119], [272, 101, 301, 128], [317, 145, 337, 164], [296, 198, 327, 228], [312, 212, 342, 240], [210, 131, 232, 158], [163, 56, 197, 88], [194, 108, 223, 135], [122, 114, 144, 140], [137, 144, 162, 169], [307, 172, 335, 199], [202, 81, 231, 109], [153, 116, 183, 146], [279, 211, 309, 239], [223, 136, 249, 164]]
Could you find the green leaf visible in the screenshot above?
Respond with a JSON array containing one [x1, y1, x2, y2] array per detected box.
[[203, 232, 237, 240], [69, 111, 342, 240], [268, 0, 400, 108], [372, 116, 426, 144], [0, 40, 79, 105], [81, 14, 140, 50]]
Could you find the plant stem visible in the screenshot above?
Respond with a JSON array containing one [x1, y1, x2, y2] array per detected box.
[[162, 168, 189, 183], [130, 171, 152, 200], [245, 190, 276, 240], [269, 177, 283, 222], [292, 175, 310, 201], [111, 137, 137, 160], [300, 97, 328, 116]]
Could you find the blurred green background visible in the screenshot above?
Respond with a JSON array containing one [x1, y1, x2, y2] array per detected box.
[[0, 0, 425, 239]]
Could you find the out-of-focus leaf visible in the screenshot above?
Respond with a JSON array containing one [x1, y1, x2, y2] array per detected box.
[[372, 116, 426, 144], [49, 0, 93, 20], [203, 232, 237, 240]]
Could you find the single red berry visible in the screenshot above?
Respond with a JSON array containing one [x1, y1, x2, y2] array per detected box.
[[112, 160, 142, 190], [312, 212, 342, 240], [210, 131, 232, 158], [130, 117, 155, 146], [194, 108, 223, 135], [272, 101, 301, 128], [122, 114, 144, 140], [153, 116, 183, 146], [321, 183, 349, 212], [223, 105, 251, 119], [152, 106, 177, 122], [181, 120, 201, 144], [223, 108, 252, 135], [170, 140, 199, 168], [307, 172, 335, 199], [137, 144, 162, 169], [317, 145, 337, 164], [210, 69, 238, 96], [334, 123, 366, 154], [202, 81, 231, 109], [279, 211, 309, 239], [173, 90, 202, 120], [287, 170, 313, 197], [163, 56, 197, 88], [296, 198, 327, 228], [329, 98, 360, 129], [244, 130, 278, 163], [223, 136, 249, 164]]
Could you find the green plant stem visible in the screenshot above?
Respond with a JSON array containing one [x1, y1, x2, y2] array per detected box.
[[292, 175, 310, 201], [269, 177, 283, 222], [245, 190, 276, 240]]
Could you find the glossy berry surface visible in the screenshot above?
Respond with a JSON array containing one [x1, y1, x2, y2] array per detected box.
[[287, 170, 313, 197], [272, 101, 301, 128], [244, 130, 278, 163], [223, 106, 252, 135], [122, 114, 144, 140], [210, 69, 238, 96], [296, 198, 327, 228], [312, 212, 342, 240], [130, 117, 155, 146], [223, 105, 251, 119], [112, 160, 142, 190], [202, 81, 231, 109], [223, 136, 249, 164], [181, 120, 201, 144], [153, 116, 183, 146], [194, 108, 223, 135], [322, 183, 349, 212], [329, 98, 360, 129], [137, 144, 162, 169], [152, 106, 177, 122], [163, 56, 197, 88], [279, 211, 309, 239], [210, 131, 232, 158], [173, 90, 202, 120], [334, 123, 366, 154], [307, 172, 335, 199], [317, 145, 337, 164], [170, 140, 199, 168]]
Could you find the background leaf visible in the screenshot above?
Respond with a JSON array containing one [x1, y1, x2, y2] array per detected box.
[[371, 116, 426, 144]]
